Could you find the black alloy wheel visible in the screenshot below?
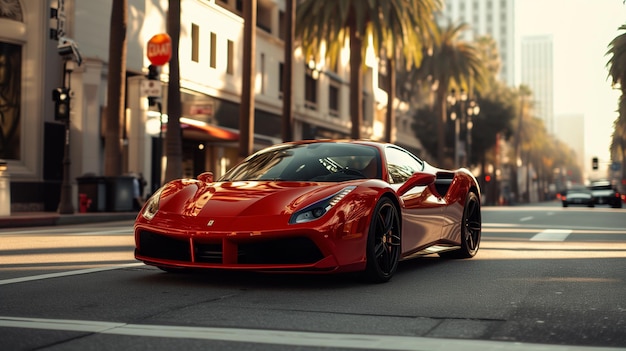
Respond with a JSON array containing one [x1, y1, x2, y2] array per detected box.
[[440, 191, 481, 259], [364, 197, 401, 283]]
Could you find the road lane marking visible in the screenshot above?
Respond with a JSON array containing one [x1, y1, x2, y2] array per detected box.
[[530, 229, 572, 241], [0, 263, 144, 286], [520, 216, 534, 222], [0, 316, 621, 351]]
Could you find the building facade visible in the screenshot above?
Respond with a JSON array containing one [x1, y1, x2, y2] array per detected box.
[[1, 0, 425, 213], [521, 35, 554, 135], [440, 0, 516, 86]]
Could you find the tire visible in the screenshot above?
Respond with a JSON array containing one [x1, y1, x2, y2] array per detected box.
[[440, 191, 481, 259], [363, 197, 401, 283]]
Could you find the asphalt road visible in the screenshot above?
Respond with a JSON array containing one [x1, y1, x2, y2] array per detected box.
[[1, 202, 625, 350]]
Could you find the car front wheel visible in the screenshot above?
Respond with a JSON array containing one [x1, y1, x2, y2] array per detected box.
[[363, 197, 401, 283]]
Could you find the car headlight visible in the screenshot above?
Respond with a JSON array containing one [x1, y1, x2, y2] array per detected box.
[[290, 186, 356, 224], [141, 187, 165, 220]]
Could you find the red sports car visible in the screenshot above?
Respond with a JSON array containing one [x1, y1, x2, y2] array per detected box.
[[134, 140, 482, 282]]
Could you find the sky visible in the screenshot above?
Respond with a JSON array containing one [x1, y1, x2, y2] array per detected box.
[[515, 0, 626, 172]]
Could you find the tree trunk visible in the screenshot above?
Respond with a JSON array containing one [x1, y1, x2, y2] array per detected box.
[[103, 0, 127, 177], [164, 0, 183, 182], [239, 0, 257, 158], [435, 88, 447, 166], [511, 95, 525, 204], [384, 57, 396, 143], [281, 0, 294, 142], [349, 23, 363, 140]]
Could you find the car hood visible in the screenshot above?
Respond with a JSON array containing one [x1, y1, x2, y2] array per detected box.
[[156, 179, 356, 220]]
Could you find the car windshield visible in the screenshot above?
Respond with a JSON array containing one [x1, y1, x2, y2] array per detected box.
[[219, 142, 381, 182]]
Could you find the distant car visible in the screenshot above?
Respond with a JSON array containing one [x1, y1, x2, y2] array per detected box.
[[588, 181, 622, 208], [561, 186, 594, 208]]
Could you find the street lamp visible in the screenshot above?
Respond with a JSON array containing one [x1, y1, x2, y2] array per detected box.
[[466, 100, 480, 166], [447, 89, 468, 168], [55, 36, 82, 214]]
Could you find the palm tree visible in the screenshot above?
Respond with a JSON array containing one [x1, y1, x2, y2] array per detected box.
[[416, 22, 487, 166], [164, 0, 183, 182], [239, 0, 256, 158], [296, 0, 440, 140], [282, 0, 295, 142], [380, 1, 440, 143], [103, 0, 127, 177], [511, 84, 532, 203], [606, 24, 626, 183]]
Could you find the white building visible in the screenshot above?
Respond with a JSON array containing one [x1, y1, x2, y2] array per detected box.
[[0, 0, 424, 212], [521, 35, 555, 135], [555, 113, 585, 177], [440, 0, 516, 86]]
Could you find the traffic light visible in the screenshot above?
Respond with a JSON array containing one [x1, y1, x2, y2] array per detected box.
[[147, 65, 159, 106], [52, 87, 70, 121], [592, 157, 599, 170], [147, 64, 159, 80]]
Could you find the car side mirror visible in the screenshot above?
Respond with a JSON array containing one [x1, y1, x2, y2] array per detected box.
[[197, 171, 214, 183], [397, 172, 436, 196]]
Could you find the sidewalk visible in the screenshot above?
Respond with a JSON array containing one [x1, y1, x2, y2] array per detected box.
[[0, 211, 139, 228]]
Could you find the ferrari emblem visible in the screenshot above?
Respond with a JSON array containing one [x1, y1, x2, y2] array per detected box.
[[207, 219, 214, 226]]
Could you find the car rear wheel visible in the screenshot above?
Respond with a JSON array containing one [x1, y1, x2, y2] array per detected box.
[[440, 191, 481, 259], [363, 197, 401, 283]]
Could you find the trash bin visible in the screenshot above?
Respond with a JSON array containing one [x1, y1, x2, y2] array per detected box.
[[105, 176, 134, 212], [76, 175, 106, 212]]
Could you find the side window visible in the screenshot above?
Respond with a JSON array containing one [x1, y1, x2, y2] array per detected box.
[[385, 147, 423, 184]]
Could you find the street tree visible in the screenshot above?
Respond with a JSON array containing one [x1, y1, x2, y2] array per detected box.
[[415, 22, 487, 167], [606, 23, 626, 183], [103, 0, 127, 177], [164, 0, 183, 182], [296, 0, 440, 140]]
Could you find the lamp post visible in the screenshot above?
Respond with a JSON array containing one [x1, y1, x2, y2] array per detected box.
[[466, 100, 480, 167], [447, 89, 468, 168], [55, 36, 82, 214], [56, 60, 75, 214]]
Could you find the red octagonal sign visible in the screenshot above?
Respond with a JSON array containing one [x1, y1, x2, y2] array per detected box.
[[147, 33, 172, 66]]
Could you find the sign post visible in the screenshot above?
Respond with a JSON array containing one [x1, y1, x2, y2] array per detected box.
[[147, 33, 172, 66], [145, 33, 171, 193]]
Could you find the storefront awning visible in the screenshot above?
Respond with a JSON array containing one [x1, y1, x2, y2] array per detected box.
[[181, 120, 239, 142]]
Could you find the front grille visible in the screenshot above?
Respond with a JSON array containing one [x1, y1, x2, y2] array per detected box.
[[237, 237, 323, 264], [138, 231, 191, 261], [195, 243, 223, 263], [139, 231, 324, 266]]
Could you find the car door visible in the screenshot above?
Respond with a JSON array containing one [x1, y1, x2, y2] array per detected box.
[[384, 147, 446, 255]]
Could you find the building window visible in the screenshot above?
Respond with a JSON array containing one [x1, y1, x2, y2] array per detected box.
[[304, 65, 318, 110], [278, 10, 285, 40], [191, 23, 199, 62], [257, 1, 272, 33], [0, 42, 22, 160], [210, 32, 217, 68], [328, 82, 340, 117], [226, 40, 234, 75]]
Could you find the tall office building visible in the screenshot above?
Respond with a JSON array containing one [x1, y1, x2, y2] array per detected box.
[[555, 113, 585, 175], [441, 0, 516, 86], [521, 35, 555, 134]]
